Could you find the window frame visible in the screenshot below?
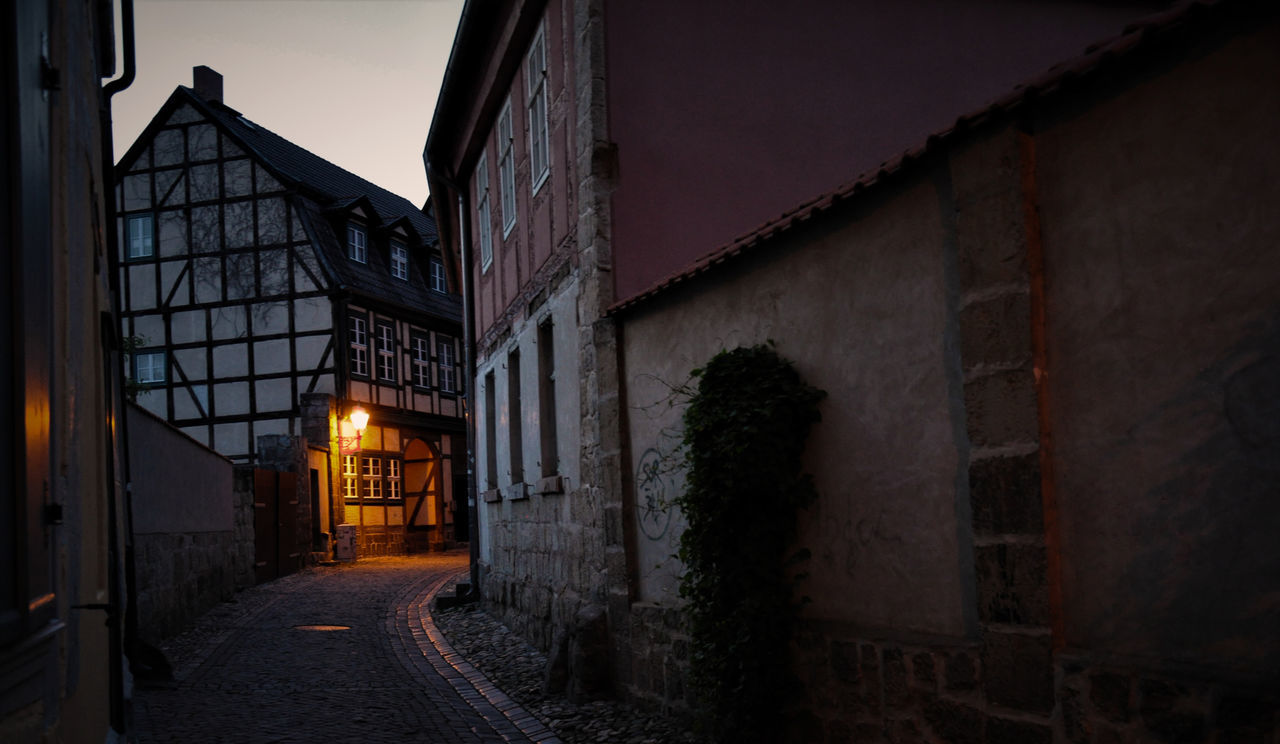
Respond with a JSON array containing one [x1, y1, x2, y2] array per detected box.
[[375, 321, 397, 383], [347, 223, 368, 264], [390, 239, 409, 281], [527, 22, 550, 194], [498, 99, 516, 237], [133, 349, 167, 385], [348, 313, 369, 378], [428, 256, 447, 293], [475, 153, 493, 272], [411, 334, 431, 390], [343, 454, 403, 503], [437, 335, 456, 394], [127, 213, 155, 260]]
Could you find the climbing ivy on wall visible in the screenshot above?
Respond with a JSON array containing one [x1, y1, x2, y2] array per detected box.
[[676, 343, 825, 744]]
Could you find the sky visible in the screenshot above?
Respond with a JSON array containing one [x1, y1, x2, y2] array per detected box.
[[112, 0, 465, 206]]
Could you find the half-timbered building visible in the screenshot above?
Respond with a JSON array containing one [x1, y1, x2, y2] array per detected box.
[[117, 67, 465, 555]]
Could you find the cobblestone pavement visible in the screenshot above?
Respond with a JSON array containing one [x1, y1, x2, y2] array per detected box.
[[131, 551, 555, 743]]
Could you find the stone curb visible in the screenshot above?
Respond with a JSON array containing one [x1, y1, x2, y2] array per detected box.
[[397, 569, 564, 744]]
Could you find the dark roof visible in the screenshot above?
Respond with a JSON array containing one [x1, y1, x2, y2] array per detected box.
[[609, 0, 1265, 315]]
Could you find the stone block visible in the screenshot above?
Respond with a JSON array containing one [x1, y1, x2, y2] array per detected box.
[[1089, 671, 1131, 723], [831, 641, 860, 684], [969, 453, 1042, 536], [883, 648, 909, 707], [982, 631, 1053, 714], [924, 699, 984, 744], [959, 290, 1032, 370], [902, 654, 932, 696], [987, 716, 1050, 744], [963, 369, 1038, 447], [1216, 694, 1276, 742], [975, 543, 1049, 626], [944, 650, 978, 692], [1139, 679, 1206, 744]]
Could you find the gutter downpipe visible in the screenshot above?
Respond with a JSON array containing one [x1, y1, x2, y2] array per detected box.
[[426, 158, 479, 593], [101, 0, 136, 733]]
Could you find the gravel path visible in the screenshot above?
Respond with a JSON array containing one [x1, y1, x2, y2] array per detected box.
[[431, 603, 697, 744]]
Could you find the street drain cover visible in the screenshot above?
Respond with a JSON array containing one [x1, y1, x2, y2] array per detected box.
[[294, 624, 351, 631]]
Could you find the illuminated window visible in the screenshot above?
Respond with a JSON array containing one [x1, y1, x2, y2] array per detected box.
[[475, 153, 492, 271], [527, 22, 549, 193], [347, 223, 367, 263], [387, 458, 402, 500], [134, 350, 166, 384], [429, 256, 447, 293], [390, 240, 408, 280], [342, 455, 359, 500], [498, 99, 515, 237], [411, 334, 430, 389], [437, 335, 456, 393], [362, 456, 382, 500], [376, 322, 396, 382], [349, 314, 368, 377], [128, 214, 154, 259]]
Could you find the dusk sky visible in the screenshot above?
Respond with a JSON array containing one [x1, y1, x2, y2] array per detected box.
[[112, 0, 465, 206]]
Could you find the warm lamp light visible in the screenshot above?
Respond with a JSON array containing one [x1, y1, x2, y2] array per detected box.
[[349, 406, 370, 433]]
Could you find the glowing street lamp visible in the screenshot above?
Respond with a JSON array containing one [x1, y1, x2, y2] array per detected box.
[[338, 406, 370, 453]]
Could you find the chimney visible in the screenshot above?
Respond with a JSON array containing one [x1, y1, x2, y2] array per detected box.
[[193, 65, 223, 104]]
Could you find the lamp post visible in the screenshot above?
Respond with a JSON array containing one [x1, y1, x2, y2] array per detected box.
[[338, 406, 369, 453]]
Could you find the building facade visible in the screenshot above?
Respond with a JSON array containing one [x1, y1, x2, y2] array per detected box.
[[118, 69, 466, 556], [3, 0, 131, 739]]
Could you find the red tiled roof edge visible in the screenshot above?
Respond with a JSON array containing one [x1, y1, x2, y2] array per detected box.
[[608, 0, 1239, 316]]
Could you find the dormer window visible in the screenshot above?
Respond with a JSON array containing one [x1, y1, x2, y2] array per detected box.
[[429, 257, 447, 293], [390, 240, 409, 280], [347, 223, 367, 263]]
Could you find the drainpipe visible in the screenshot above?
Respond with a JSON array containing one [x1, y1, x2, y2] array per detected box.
[[425, 158, 479, 593], [100, 0, 136, 734]]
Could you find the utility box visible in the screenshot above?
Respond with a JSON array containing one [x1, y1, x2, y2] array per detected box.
[[334, 524, 357, 562]]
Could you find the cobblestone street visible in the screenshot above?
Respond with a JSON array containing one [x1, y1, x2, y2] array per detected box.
[[131, 552, 557, 743]]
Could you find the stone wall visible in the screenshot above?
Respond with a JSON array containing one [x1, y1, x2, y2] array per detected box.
[[134, 532, 238, 640]]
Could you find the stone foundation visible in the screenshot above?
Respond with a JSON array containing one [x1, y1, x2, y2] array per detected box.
[[135, 531, 238, 640]]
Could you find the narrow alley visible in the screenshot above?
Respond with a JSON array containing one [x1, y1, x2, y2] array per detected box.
[[130, 553, 555, 743]]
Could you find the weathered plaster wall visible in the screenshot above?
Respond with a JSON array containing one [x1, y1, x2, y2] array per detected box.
[[622, 178, 968, 636], [128, 403, 244, 640], [1036, 23, 1280, 680]]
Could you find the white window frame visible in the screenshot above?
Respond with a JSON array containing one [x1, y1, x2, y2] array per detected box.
[[428, 256, 447, 293], [134, 350, 165, 384], [387, 458, 402, 501], [498, 99, 516, 237], [475, 153, 493, 272], [376, 322, 396, 382], [411, 335, 431, 389], [362, 456, 382, 500], [342, 455, 359, 500], [347, 223, 367, 263], [527, 22, 549, 194], [128, 213, 154, 259], [390, 240, 408, 280], [349, 314, 369, 377], [437, 336, 456, 394]]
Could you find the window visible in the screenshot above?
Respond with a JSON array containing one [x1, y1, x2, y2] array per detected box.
[[134, 350, 166, 384], [429, 256, 447, 293], [344, 455, 402, 502], [484, 371, 497, 489], [349, 314, 368, 377], [437, 335, 456, 393], [347, 223, 367, 263], [390, 240, 408, 280], [538, 320, 558, 477], [387, 458, 402, 500], [475, 153, 493, 271], [128, 214, 154, 259], [342, 455, 359, 500], [362, 456, 382, 500], [498, 99, 516, 236], [508, 349, 523, 483], [411, 335, 431, 389], [376, 322, 396, 382], [527, 23, 549, 192]]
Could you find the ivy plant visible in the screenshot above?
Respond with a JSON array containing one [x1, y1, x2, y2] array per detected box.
[[676, 343, 825, 743]]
